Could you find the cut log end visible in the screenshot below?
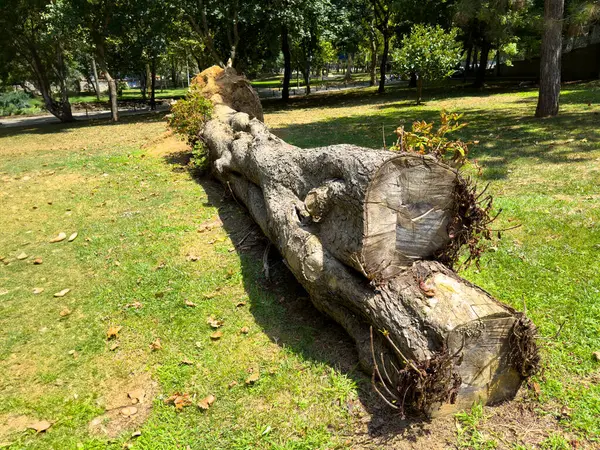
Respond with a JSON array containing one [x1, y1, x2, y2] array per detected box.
[[363, 156, 458, 280]]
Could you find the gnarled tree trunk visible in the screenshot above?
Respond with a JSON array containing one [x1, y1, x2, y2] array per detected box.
[[194, 66, 539, 416]]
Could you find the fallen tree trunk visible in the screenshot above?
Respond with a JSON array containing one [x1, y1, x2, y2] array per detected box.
[[194, 66, 539, 416]]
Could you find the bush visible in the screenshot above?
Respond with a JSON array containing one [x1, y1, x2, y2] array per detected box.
[[0, 91, 34, 116], [188, 141, 210, 175], [167, 88, 213, 146]]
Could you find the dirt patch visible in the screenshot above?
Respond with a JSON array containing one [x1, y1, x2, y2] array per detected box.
[[142, 130, 189, 158], [88, 370, 158, 439], [344, 392, 579, 449], [0, 414, 34, 441]]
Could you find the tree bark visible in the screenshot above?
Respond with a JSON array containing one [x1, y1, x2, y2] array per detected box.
[[282, 25, 291, 102], [369, 26, 378, 86], [416, 76, 423, 104], [474, 41, 491, 88], [91, 57, 101, 101], [378, 32, 390, 94], [464, 45, 472, 81], [535, 0, 564, 117], [150, 57, 157, 111], [27, 44, 74, 123], [345, 53, 353, 82], [194, 66, 539, 417], [94, 39, 118, 121]]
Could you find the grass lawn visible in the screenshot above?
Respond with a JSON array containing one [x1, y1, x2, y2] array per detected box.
[[69, 88, 190, 105], [0, 80, 599, 449]]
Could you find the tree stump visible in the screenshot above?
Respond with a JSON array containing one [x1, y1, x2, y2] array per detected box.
[[194, 66, 539, 416]]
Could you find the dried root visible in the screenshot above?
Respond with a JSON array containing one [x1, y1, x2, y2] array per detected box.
[[509, 315, 540, 377], [370, 327, 462, 418], [436, 176, 497, 270]]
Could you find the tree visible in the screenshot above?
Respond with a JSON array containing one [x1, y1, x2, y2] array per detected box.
[[394, 25, 462, 104], [535, 0, 565, 117], [370, 0, 394, 93], [453, 0, 532, 88], [0, 0, 74, 122]]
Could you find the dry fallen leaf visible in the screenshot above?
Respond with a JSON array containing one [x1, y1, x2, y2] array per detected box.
[[180, 358, 194, 365], [593, 351, 600, 362], [68, 232, 78, 242], [203, 292, 217, 299], [33, 287, 44, 295], [185, 300, 197, 307], [54, 288, 70, 298], [109, 342, 119, 351], [150, 338, 162, 351], [121, 406, 138, 417], [228, 381, 238, 389], [50, 232, 67, 243], [59, 307, 71, 317], [29, 420, 52, 433], [33, 258, 43, 265], [125, 301, 143, 309], [187, 255, 200, 262], [197, 394, 216, 410], [128, 389, 145, 404], [206, 316, 223, 328], [245, 372, 259, 385], [106, 325, 122, 339], [165, 392, 192, 410], [531, 381, 541, 396], [236, 301, 246, 307], [240, 327, 249, 334], [131, 431, 142, 438], [16, 252, 28, 260], [210, 331, 223, 340]]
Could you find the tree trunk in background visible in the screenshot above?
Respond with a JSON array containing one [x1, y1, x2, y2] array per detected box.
[[369, 35, 377, 86], [303, 59, 311, 95], [91, 57, 101, 101], [195, 66, 540, 417], [536, 0, 564, 117], [171, 56, 177, 86], [150, 57, 157, 111], [95, 39, 118, 121], [409, 72, 417, 88], [29, 45, 74, 122], [282, 25, 291, 102], [464, 45, 472, 81], [474, 41, 491, 88], [345, 53, 353, 82], [416, 77, 423, 104], [378, 33, 390, 94], [105, 71, 118, 121], [140, 70, 147, 101]]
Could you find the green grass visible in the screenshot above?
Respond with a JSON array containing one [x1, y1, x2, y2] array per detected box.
[[250, 72, 372, 90], [1, 80, 599, 448], [69, 88, 189, 105]]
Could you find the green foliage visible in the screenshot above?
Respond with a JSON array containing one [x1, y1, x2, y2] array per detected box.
[[167, 88, 213, 146], [0, 90, 34, 116], [390, 110, 476, 168], [393, 25, 462, 82], [188, 141, 209, 175]]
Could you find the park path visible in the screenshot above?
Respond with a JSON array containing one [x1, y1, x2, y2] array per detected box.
[[0, 104, 170, 128]]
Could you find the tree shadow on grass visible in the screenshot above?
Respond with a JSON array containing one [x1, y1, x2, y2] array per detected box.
[[270, 107, 599, 182], [0, 111, 169, 139], [162, 152, 438, 443]]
